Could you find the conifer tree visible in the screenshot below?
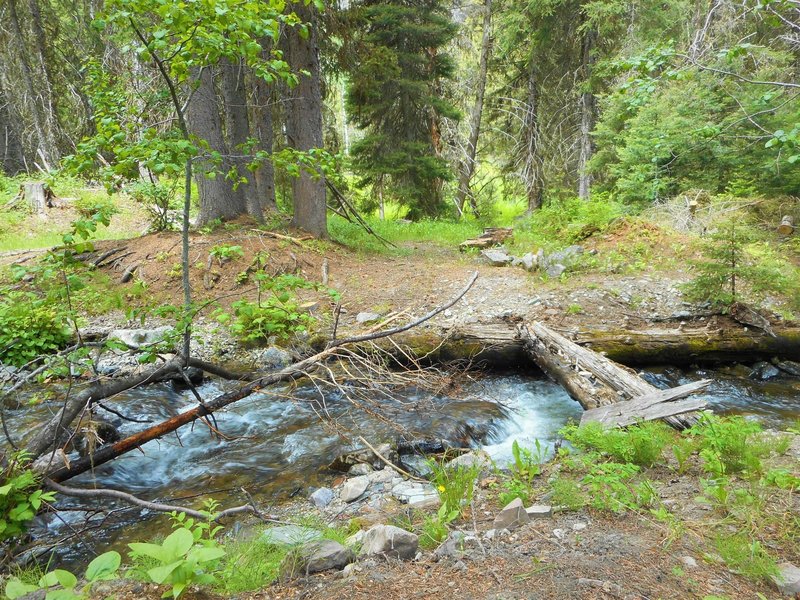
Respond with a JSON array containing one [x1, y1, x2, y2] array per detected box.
[[344, 0, 459, 219]]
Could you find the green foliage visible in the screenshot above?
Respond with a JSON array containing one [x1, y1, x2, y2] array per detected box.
[[127, 181, 179, 232], [763, 468, 800, 490], [216, 274, 333, 343], [498, 440, 545, 505], [580, 462, 656, 513], [549, 476, 587, 511], [561, 421, 672, 467], [0, 452, 56, 542], [688, 414, 776, 476], [682, 217, 788, 309], [344, 0, 459, 218], [429, 459, 481, 517], [5, 551, 121, 600], [713, 532, 779, 582], [419, 503, 459, 549], [214, 537, 288, 594], [0, 292, 71, 367], [129, 526, 225, 599], [209, 244, 244, 264]]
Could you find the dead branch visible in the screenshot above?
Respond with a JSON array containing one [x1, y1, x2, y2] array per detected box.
[[44, 272, 479, 482]]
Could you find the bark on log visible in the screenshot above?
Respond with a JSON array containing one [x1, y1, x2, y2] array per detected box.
[[459, 228, 513, 250], [777, 215, 795, 235], [521, 322, 703, 429], [385, 322, 800, 367]]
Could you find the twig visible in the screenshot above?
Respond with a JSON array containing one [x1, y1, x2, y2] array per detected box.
[[357, 436, 427, 482]]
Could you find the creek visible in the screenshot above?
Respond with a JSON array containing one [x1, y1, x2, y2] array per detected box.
[[7, 362, 800, 566]]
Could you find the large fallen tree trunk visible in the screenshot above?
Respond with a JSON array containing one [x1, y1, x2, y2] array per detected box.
[[44, 273, 479, 482], [521, 322, 710, 429], [386, 322, 800, 367]]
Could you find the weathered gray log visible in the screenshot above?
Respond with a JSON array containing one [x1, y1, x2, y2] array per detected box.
[[459, 227, 514, 250], [777, 215, 794, 235], [522, 322, 701, 429], [580, 379, 711, 427]]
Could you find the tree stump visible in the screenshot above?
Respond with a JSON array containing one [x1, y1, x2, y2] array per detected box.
[[21, 182, 51, 216], [777, 215, 795, 235]]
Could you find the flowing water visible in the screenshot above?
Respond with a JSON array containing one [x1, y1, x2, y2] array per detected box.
[[6, 363, 799, 566]]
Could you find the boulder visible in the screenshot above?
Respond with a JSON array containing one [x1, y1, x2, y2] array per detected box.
[[776, 360, 800, 377], [257, 346, 294, 369], [751, 361, 780, 380], [356, 312, 381, 324], [107, 326, 172, 349], [309, 487, 334, 509], [368, 467, 400, 484], [519, 252, 537, 272], [546, 264, 566, 278], [545, 245, 584, 267], [73, 418, 121, 458], [771, 562, 800, 596], [340, 475, 370, 502], [360, 525, 418, 560], [481, 248, 513, 267], [281, 540, 354, 578], [493, 497, 530, 531], [168, 366, 204, 390]]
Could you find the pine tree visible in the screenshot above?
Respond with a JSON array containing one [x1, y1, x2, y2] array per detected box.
[[344, 0, 459, 219]]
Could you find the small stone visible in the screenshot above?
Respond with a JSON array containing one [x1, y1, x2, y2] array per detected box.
[[257, 346, 294, 369], [493, 497, 530, 531], [771, 562, 800, 596], [340, 475, 370, 502], [446, 450, 492, 471], [359, 525, 419, 560], [356, 312, 381, 324], [453, 560, 468, 572], [108, 326, 172, 349], [434, 531, 466, 560], [572, 522, 587, 531], [552, 528, 566, 540], [345, 530, 365, 547], [680, 556, 698, 569], [348, 463, 374, 476], [309, 487, 334, 509], [368, 467, 398, 484], [525, 505, 553, 519], [483, 529, 496, 541], [520, 252, 537, 271]]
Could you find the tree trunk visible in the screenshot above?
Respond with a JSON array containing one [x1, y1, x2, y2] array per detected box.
[[521, 57, 544, 211], [455, 0, 492, 217], [284, 2, 328, 238], [188, 67, 247, 225], [0, 85, 26, 175], [577, 24, 597, 201], [220, 57, 260, 221], [7, 0, 57, 170], [252, 45, 277, 213], [26, 0, 60, 164]]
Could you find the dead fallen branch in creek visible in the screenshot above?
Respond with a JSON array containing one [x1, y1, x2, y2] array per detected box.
[[521, 322, 709, 429], [43, 272, 479, 482]]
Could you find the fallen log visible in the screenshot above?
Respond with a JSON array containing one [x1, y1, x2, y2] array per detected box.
[[777, 215, 794, 235], [385, 322, 800, 367], [521, 322, 707, 429]]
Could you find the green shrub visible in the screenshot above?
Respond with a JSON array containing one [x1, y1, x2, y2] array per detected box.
[[0, 292, 71, 367], [580, 461, 653, 513], [561, 421, 672, 467], [549, 476, 587, 510], [0, 452, 56, 542], [419, 503, 459, 549], [498, 440, 545, 505], [688, 414, 774, 476], [127, 181, 178, 232], [5, 550, 121, 599], [429, 459, 481, 517]]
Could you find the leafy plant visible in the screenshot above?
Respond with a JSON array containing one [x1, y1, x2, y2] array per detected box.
[[688, 414, 773, 476], [419, 503, 459, 549], [209, 244, 244, 264], [0, 452, 56, 541], [499, 440, 545, 505], [561, 421, 672, 467], [549, 476, 586, 511], [580, 462, 654, 513], [713, 532, 779, 581], [0, 292, 71, 367], [429, 459, 481, 518], [127, 181, 179, 232], [128, 527, 226, 598], [5, 550, 121, 599]]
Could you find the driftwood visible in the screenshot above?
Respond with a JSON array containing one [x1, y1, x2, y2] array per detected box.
[[521, 322, 707, 428], [41, 272, 479, 482], [777, 215, 795, 235], [459, 227, 513, 250]]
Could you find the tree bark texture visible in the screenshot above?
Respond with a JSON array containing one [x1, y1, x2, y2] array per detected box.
[[220, 57, 260, 221], [455, 0, 493, 217], [284, 2, 328, 238], [0, 85, 26, 174], [252, 45, 278, 213], [521, 58, 544, 211], [577, 25, 597, 200], [188, 67, 247, 225]]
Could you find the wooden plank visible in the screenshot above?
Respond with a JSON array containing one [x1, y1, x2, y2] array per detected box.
[[581, 398, 708, 428], [580, 379, 711, 427]]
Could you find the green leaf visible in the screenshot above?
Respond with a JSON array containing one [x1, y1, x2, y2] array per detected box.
[[85, 550, 121, 581], [5, 579, 39, 599], [129, 541, 167, 562], [162, 525, 194, 560], [39, 569, 77, 589], [147, 560, 183, 584], [189, 546, 226, 563]]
